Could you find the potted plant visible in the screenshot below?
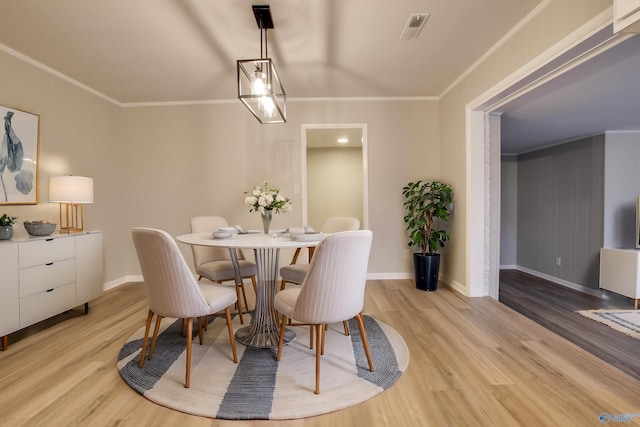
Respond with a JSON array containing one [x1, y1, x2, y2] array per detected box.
[[402, 181, 453, 291], [0, 213, 17, 240]]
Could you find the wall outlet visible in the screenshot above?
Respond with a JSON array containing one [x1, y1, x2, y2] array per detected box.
[[293, 184, 300, 194], [556, 257, 561, 266]]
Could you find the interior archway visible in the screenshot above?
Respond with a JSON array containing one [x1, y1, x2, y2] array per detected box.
[[467, 24, 630, 298]]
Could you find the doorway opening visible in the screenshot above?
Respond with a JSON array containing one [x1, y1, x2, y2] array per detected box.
[[301, 124, 368, 230], [468, 24, 629, 299]]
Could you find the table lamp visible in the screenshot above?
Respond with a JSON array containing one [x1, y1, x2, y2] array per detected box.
[[49, 175, 94, 233]]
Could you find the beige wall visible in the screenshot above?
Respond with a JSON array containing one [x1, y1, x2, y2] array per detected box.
[[1, 0, 612, 293], [120, 100, 439, 278], [1, 45, 438, 284], [0, 50, 125, 285], [439, 0, 611, 294], [307, 146, 363, 230]]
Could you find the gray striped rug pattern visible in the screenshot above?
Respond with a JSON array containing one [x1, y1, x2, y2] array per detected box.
[[117, 314, 409, 420]]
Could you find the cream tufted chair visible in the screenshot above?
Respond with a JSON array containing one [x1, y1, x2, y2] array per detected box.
[[279, 217, 360, 290], [132, 227, 238, 388], [191, 216, 257, 324], [279, 217, 360, 335], [274, 230, 374, 394]]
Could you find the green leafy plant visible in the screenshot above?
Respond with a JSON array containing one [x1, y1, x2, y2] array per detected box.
[[0, 213, 17, 226], [402, 180, 453, 256]]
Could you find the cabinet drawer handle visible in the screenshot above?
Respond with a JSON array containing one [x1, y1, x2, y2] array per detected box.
[[45, 238, 54, 241], [46, 288, 54, 292], [46, 262, 53, 266]]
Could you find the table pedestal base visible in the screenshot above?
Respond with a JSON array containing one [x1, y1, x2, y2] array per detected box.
[[230, 247, 297, 348], [235, 325, 295, 348]]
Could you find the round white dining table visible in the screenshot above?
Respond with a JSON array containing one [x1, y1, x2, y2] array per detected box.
[[175, 231, 320, 348]]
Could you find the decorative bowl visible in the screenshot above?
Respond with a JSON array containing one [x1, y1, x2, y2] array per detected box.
[[24, 221, 57, 236], [212, 230, 233, 239]]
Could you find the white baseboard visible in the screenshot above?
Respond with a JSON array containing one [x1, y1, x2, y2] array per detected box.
[[511, 266, 602, 297], [366, 272, 412, 280], [103, 275, 142, 291], [108, 272, 464, 291], [439, 275, 467, 296]]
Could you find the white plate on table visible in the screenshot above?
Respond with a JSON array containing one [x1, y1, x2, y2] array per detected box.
[[290, 232, 323, 242]]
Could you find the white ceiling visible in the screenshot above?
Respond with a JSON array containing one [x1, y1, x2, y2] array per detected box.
[[0, 1, 637, 155], [0, 0, 539, 103], [499, 34, 640, 155], [306, 128, 362, 148]]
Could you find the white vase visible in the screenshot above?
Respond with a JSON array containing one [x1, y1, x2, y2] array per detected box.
[[261, 210, 272, 234]]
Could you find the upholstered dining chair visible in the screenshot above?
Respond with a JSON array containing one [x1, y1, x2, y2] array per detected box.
[[132, 227, 238, 388], [191, 216, 257, 324], [279, 216, 360, 291], [279, 217, 360, 336], [274, 230, 374, 394]]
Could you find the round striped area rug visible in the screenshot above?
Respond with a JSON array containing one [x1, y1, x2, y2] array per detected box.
[[117, 314, 409, 420]]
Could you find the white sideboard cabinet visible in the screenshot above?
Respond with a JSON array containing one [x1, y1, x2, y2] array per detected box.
[[0, 232, 103, 351], [599, 248, 640, 309]]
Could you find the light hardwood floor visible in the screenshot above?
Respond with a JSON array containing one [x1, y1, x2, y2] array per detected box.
[[1, 279, 640, 426]]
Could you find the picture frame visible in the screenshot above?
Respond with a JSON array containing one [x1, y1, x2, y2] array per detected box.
[[0, 105, 39, 205]]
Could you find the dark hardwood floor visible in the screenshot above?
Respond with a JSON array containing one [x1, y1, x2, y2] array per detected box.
[[499, 269, 640, 381]]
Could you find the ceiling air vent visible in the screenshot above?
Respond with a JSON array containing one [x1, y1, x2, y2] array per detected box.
[[400, 13, 430, 40]]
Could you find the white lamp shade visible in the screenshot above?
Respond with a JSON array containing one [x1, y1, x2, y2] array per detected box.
[[49, 176, 94, 203]]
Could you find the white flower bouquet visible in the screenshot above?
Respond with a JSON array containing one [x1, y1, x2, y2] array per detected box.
[[244, 182, 292, 214]]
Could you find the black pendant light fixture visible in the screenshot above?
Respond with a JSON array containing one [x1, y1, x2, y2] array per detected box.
[[237, 5, 287, 124]]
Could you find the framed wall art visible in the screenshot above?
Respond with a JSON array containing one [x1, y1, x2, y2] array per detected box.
[[1, 105, 39, 205]]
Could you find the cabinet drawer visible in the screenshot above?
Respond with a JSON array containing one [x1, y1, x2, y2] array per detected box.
[[19, 237, 75, 269], [19, 283, 77, 328], [19, 259, 76, 298]]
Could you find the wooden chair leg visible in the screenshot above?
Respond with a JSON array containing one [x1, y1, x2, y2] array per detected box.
[[343, 321, 350, 336], [185, 317, 193, 388], [321, 324, 325, 356], [148, 314, 163, 361], [1, 335, 8, 351], [280, 278, 287, 291], [225, 307, 238, 363], [309, 325, 314, 349], [197, 317, 204, 345], [276, 315, 288, 361], [181, 318, 186, 335], [139, 310, 154, 368], [315, 324, 322, 394], [250, 275, 257, 295], [355, 313, 374, 372]]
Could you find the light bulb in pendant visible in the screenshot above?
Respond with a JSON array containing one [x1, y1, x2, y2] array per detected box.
[[260, 96, 275, 116], [251, 70, 267, 95]]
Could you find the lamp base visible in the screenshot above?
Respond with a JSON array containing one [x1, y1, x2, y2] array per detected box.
[[59, 203, 84, 233]]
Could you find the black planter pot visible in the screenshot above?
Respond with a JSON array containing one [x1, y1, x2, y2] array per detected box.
[[413, 253, 440, 291]]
